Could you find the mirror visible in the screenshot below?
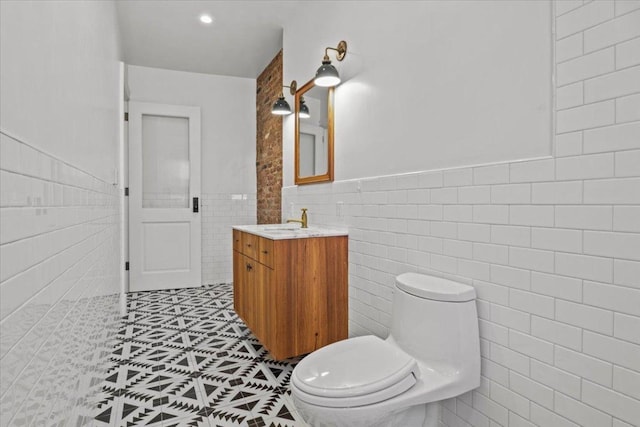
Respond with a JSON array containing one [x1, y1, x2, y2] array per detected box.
[[295, 79, 334, 185]]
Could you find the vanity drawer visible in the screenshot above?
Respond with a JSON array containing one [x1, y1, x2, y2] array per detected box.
[[243, 232, 258, 259], [235, 231, 273, 267], [233, 229, 243, 252], [257, 237, 274, 268]]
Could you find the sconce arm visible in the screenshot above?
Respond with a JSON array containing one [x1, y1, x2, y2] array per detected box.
[[324, 40, 348, 62]]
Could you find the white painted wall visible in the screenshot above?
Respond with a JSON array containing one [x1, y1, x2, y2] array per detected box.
[[0, 0, 122, 183], [0, 0, 122, 424], [282, 0, 552, 185], [282, 1, 640, 426], [126, 65, 257, 284]]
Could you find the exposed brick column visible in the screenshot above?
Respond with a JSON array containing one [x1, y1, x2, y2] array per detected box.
[[256, 50, 283, 224]]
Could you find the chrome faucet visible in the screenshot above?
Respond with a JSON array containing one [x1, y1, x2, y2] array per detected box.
[[287, 208, 308, 228]]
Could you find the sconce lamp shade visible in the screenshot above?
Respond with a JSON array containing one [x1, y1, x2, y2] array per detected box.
[[314, 40, 347, 87], [271, 95, 292, 115], [299, 97, 310, 118], [314, 61, 341, 87], [271, 81, 297, 116]]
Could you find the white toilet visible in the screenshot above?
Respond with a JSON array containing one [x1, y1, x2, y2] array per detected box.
[[290, 272, 481, 427]]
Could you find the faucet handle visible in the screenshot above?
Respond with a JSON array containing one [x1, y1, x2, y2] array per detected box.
[[301, 208, 307, 213]]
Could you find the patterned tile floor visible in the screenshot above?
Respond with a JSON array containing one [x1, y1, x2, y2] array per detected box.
[[95, 284, 309, 427]]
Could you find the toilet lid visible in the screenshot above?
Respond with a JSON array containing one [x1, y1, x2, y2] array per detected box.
[[396, 272, 476, 302], [292, 336, 419, 406]]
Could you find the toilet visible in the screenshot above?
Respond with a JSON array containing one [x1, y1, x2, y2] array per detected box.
[[290, 272, 481, 427]]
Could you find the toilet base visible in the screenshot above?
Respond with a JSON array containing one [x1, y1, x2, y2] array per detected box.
[[379, 402, 440, 427], [292, 397, 441, 427]]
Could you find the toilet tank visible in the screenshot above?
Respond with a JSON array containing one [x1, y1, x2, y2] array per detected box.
[[388, 273, 480, 377]]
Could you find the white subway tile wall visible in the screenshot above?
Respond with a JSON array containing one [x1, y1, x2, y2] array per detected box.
[[201, 193, 256, 284], [282, 4, 640, 426], [0, 132, 121, 425]]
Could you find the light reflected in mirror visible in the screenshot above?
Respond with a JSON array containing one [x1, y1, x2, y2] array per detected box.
[[295, 79, 334, 185]]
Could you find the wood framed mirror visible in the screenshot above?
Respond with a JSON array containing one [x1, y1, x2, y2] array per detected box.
[[294, 78, 334, 185]]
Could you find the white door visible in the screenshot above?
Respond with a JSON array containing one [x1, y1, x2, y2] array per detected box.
[[128, 102, 201, 292]]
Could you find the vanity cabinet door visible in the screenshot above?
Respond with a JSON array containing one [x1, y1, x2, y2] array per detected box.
[[233, 250, 272, 348], [233, 252, 252, 324], [251, 261, 272, 347], [244, 257, 258, 334]]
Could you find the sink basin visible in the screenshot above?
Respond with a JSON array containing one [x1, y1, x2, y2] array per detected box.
[[262, 224, 302, 231]]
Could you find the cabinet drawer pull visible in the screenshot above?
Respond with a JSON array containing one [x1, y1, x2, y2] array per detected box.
[[246, 263, 253, 271], [261, 250, 268, 254], [246, 244, 252, 248]]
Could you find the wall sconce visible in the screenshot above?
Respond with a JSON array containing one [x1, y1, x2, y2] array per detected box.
[[271, 80, 298, 115], [299, 96, 310, 119], [314, 40, 347, 87]]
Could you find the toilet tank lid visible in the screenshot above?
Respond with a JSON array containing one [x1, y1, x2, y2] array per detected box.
[[396, 273, 476, 302]]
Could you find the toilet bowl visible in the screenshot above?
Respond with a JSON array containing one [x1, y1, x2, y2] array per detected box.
[[290, 273, 481, 427]]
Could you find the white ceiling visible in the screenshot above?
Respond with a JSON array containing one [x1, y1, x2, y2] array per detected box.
[[116, 1, 296, 79]]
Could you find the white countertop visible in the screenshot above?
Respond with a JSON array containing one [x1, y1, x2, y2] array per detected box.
[[233, 224, 348, 240]]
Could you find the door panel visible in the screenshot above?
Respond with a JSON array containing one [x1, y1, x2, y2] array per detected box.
[[129, 102, 201, 292], [142, 222, 190, 271]]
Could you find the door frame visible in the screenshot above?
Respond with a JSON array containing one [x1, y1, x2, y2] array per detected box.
[[119, 62, 128, 307]]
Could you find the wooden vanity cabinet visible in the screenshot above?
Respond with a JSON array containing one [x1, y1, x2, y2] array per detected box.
[[232, 229, 348, 360]]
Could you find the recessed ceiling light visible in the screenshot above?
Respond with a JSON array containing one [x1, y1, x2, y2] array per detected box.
[[199, 14, 213, 24]]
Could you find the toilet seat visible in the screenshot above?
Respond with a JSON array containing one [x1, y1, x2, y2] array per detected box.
[[291, 336, 419, 408]]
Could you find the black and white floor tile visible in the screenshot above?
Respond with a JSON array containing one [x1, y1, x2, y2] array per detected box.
[[95, 284, 309, 427]]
